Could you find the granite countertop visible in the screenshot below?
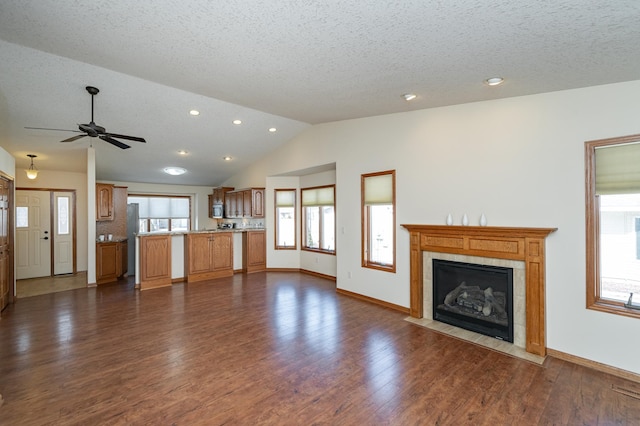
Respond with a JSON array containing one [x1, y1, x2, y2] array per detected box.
[[136, 228, 265, 237], [96, 237, 128, 243]]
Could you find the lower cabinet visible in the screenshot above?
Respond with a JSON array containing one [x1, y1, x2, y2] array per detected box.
[[185, 232, 233, 283], [96, 241, 128, 285], [243, 230, 266, 273], [139, 234, 172, 290]]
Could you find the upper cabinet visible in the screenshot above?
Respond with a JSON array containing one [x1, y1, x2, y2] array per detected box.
[[224, 188, 264, 218], [96, 183, 114, 221], [213, 187, 233, 205]]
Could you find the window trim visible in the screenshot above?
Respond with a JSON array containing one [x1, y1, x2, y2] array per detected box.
[[300, 185, 336, 255], [361, 170, 396, 273], [274, 188, 297, 250], [585, 133, 640, 319]]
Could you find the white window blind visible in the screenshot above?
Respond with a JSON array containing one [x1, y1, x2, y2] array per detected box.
[[364, 174, 393, 204], [301, 186, 334, 206], [128, 196, 190, 218], [276, 190, 296, 207], [595, 142, 640, 195]]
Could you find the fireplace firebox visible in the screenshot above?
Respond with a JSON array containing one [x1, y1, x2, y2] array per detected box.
[[433, 259, 514, 342]]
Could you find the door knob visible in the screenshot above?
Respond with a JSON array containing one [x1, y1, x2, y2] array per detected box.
[[42, 236, 49, 240]]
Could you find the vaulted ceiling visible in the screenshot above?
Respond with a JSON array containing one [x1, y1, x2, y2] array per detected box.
[[1, 1, 639, 185]]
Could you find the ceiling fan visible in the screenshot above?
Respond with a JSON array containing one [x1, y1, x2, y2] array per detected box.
[[26, 86, 146, 149]]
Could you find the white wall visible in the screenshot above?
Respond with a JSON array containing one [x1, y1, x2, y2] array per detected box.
[[227, 80, 640, 375]]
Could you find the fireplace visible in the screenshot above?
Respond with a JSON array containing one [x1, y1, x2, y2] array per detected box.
[[433, 259, 513, 342], [401, 224, 556, 356]]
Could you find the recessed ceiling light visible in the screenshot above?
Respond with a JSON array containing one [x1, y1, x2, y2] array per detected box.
[[485, 77, 504, 86], [163, 166, 187, 176], [268, 127, 277, 133], [232, 119, 242, 125], [189, 109, 200, 116], [402, 93, 417, 101], [223, 156, 232, 161], [178, 150, 188, 155]]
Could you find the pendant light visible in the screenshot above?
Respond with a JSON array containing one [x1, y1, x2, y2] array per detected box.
[[26, 154, 38, 179]]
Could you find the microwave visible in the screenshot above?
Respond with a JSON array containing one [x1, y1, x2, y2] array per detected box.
[[212, 204, 223, 218]]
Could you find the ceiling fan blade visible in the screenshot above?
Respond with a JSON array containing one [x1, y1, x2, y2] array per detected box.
[[99, 135, 130, 149], [106, 133, 146, 143], [25, 126, 83, 133], [61, 134, 87, 143]]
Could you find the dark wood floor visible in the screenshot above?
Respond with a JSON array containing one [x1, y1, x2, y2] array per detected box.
[[1, 272, 639, 425]]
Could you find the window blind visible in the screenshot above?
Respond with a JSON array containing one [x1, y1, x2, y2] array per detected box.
[[301, 186, 334, 206], [275, 190, 296, 207], [128, 196, 190, 218], [595, 142, 640, 195], [363, 173, 393, 204]]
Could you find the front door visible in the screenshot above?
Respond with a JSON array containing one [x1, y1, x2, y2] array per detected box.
[[53, 192, 74, 275], [16, 190, 51, 279]]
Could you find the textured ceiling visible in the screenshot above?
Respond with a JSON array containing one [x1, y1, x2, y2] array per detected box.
[[0, 0, 639, 185]]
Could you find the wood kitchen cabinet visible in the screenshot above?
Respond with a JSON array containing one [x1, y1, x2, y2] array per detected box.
[[96, 241, 127, 284], [224, 188, 264, 218], [209, 187, 234, 218], [243, 230, 266, 273], [139, 234, 172, 290], [96, 183, 114, 221], [251, 188, 264, 218], [213, 187, 233, 205], [185, 232, 233, 283]]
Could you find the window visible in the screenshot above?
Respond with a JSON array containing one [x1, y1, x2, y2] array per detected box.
[[16, 206, 28, 228], [301, 185, 335, 253], [275, 189, 296, 249], [57, 196, 70, 235], [128, 195, 191, 233], [362, 170, 395, 272], [586, 134, 640, 319]]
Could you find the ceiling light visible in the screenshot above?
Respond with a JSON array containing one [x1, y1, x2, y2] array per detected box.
[[402, 93, 417, 101], [485, 77, 504, 86], [189, 110, 200, 116], [26, 154, 38, 179], [268, 127, 277, 133], [178, 150, 188, 155], [233, 119, 242, 125], [163, 166, 187, 176], [223, 156, 232, 161]]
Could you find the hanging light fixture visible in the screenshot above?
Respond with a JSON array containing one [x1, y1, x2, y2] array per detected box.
[[26, 154, 38, 179]]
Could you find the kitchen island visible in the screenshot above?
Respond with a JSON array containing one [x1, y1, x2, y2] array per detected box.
[[135, 229, 265, 290]]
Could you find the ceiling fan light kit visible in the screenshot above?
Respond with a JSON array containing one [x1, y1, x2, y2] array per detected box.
[[26, 86, 147, 150], [26, 154, 38, 179]]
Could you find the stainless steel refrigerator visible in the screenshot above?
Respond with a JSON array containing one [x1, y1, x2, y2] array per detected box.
[[126, 203, 139, 274]]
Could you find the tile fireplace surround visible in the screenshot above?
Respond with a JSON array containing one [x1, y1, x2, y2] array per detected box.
[[401, 225, 556, 357]]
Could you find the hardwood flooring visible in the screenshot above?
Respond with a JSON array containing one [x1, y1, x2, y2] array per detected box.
[[1, 272, 639, 425]]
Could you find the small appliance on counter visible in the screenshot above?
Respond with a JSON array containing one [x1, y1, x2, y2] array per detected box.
[[219, 223, 235, 229]]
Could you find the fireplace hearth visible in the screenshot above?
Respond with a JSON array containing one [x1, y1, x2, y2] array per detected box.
[[433, 259, 513, 342]]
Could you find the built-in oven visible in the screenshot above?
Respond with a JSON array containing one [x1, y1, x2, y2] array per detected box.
[[212, 204, 223, 218]]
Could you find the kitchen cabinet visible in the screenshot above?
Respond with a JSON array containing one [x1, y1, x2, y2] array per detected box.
[[96, 183, 114, 221], [242, 190, 252, 217], [139, 234, 172, 290], [96, 241, 127, 284], [213, 187, 233, 205], [224, 188, 264, 218], [251, 188, 264, 218], [209, 187, 234, 218], [243, 230, 266, 273], [185, 232, 233, 282]]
